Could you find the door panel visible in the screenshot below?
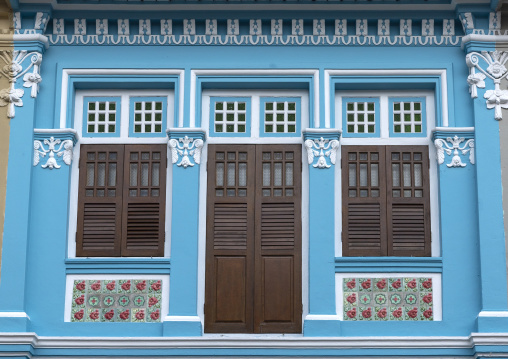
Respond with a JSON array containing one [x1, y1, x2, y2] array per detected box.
[[205, 144, 302, 333]]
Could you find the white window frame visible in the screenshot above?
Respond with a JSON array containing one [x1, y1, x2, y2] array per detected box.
[[67, 89, 175, 258], [334, 90, 440, 257], [202, 89, 309, 144]]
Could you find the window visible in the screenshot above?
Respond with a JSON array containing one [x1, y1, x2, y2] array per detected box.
[[204, 90, 308, 140], [76, 144, 166, 257], [341, 145, 431, 257], [337, 90, 435, 257], [71, 89, 173, 258]]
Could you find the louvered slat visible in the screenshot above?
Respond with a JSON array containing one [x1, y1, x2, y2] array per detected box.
[[391, 203, 427, 252], [214, 203, 248, 250], [125, 203, 161, 251], [261, 203, 295, 250], [346, 203, 382, 251]]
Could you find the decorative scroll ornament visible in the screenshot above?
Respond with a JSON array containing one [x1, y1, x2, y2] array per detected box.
[[0, 50, 43, 118], [434, 136, 474, 168], [304, 137, 339, 169], [34, 137, 74, 169], [168, 136, 204, 168], [466, 51, 508, 120]]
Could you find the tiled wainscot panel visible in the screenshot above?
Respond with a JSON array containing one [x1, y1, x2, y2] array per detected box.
[[338, 274, 441, 321], [65, 275, 169, 323]]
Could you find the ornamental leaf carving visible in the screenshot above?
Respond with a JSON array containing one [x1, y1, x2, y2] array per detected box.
[[33, 137, 74, 169], [168, 136, 203, 168], [304, 137, 339, 169], [434, 136, 474, 168]]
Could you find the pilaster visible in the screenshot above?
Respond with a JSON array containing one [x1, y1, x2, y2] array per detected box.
[[302, 129, 341, 336], [164, 128, 205, 336]]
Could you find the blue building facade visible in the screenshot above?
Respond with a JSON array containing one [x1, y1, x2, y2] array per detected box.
[[1, 0, 508, 357]]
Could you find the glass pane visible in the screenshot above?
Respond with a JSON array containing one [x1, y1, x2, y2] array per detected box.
[[86, 189, 94, 197], [96, 189, 105, 197], [216, 189, 223, 197], [393, 190, 400, 197], [108, 163, 116, 186], [403, 153, 411, 161], [371, 153, 378, 161], [371, 189, 379, 197], [274, 189, 282, 197], [151, 189, 159, 197], [86, 164, 95, 186], [98, 152, 106, 160], [141, 152, 150, 160], [349, 164, 356, 187], [274, 152, 283, 160], [392, 153, 400, 161], [87, 153, 95, 161], [130, 189, 137, 197], [263, 163, 271, 186], [286, 152, 294, 160], [141, 163, 149, 187], [404, 190, 412, 197], [360, 153, 368, 160], [274, 163, 282, 186], [227, 163, 236, 187], [216, 163, 224, 186], [263, 189, 271, 197], [227, 189, 236, 197], [130, 164, 138, 186], [403, 164, 411, 187], [360, 190, 368, 197], [360, 164, 368, 187], [108, 189, 115, 197], [216, 152, 225, 160], [414, 164, 422, 187], [348, 153, 356, 161], [109, 153, 117, 160], [414, 153, 422, 161], [152, 152, 160, 160], [349, 190, 357, 197], [392, 164, 400, 187], [140, 189, 148, 197], [227, 152, 236, 160], [238, 189, 247, 197], [152, 163, 160, 187], [263, 153, 271, 160], [239, 163, 247, 187], [131, 153, 138, 161], [285, 163, 293, 186], [239, 152, 247, 161], [285, 189, 293, 196], [371, 164, 378, 187]]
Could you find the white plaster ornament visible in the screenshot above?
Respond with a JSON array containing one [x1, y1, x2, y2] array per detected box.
[[168, 136, 204, 168], [0, 50, 43, 118], [34, 137, 74, 169], [434, 136, 474, 168], [304, 137, 339, 169], [466, 51, 508, 120]]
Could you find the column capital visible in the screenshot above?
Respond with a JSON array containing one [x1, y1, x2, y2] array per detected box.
[[167, 128, 206, 169], [303, 129, 341, 169], [432, 127, 475, 168]]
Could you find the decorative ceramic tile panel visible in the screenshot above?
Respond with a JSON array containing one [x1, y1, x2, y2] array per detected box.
[[70, 279, 163, 323], [342, 277, 433, 321]]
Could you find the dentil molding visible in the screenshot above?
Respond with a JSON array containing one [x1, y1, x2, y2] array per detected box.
[[0, 50, 42, 119], [466, 51, 508, 121]]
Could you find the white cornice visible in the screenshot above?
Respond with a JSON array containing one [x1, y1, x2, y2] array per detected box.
[[12, 34, 49, 49]]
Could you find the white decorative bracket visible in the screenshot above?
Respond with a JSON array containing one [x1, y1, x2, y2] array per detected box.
[[303, 130, 341, 169], [0, 50, 43, 118], [434, 135, 475, 168], [466, 51, 508, 120], [34, 137, 74, 169], [168, 135, 204, 169]]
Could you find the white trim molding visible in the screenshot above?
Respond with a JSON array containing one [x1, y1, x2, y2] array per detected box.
[[0, 312, 30, 319]]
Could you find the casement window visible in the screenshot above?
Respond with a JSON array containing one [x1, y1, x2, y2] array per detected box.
[[205, 144, 302, 333], [76, 144, 166, 257], [341, 145, 431, 257], [71, 89, 173, 258], [204, 91, 307, 140]]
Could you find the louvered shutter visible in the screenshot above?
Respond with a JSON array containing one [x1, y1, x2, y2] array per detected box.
[[254, 145, 302, 333], [342, 146, 387, 256], [386, 146, 431, 257], [77, 145, 124, 257], [121, 144, 166, 257], [205, 145, 256, 333]]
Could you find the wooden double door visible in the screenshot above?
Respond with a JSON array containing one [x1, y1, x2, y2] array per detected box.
[[205, 144, 302, 333]]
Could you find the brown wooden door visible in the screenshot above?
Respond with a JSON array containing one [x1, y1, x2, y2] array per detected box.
[[205, 144, 302, 333]]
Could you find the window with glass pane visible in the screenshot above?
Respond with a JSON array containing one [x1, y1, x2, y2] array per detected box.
[[210, 98, 251, 137], [83, 97, 120, 137], [389, 97, 426, 137], [129, 97, 167, 137], [342, 145, 430, 257], [260, 97, 301, 137], [342, 97, 380, 137]]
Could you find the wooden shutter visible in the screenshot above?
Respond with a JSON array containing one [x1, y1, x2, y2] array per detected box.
[[121, 144, 166, 257], [254, 145, 302, 333], [77, 145, 124, 257], [205, 145, 256, 333], [386, 146, 431, 257], [342, 146, 387, 256]]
